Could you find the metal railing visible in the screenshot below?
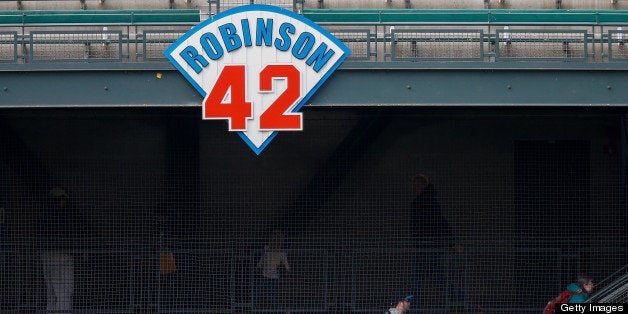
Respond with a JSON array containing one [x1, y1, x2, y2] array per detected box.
[[1, 8, 628, 64], [3, 246, 625, 313], [305, 9, 628, 63], [208, 0, 305, 15], [588, 265, 628, 303], [0, 25, 196, 63]]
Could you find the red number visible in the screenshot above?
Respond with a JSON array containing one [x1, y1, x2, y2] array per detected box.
[[259, 65, 302, 130], [203, 64, 302, 131], [203, 65, 252, 131]]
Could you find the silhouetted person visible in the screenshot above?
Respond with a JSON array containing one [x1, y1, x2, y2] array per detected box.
[[409, 174, 464, 312], [40, 188, 75, 313], [255, 230, 290, 311]]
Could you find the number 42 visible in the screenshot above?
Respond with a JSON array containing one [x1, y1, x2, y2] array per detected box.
[[203, 64, 302, 131]]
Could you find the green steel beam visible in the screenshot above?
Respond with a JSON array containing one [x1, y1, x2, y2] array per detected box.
[[0, 9, 201, 25], [303, 9, 628, 25], [0, 63, 627, 107]]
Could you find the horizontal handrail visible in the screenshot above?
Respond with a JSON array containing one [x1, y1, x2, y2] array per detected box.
[[3, 8, 628, 26], [0, 9, 201, 25], [1, 9, 628, 64], [304, 9, 628, 25]]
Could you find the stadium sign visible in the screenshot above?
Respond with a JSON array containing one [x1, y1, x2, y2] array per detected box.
[[165, 4, 351, 155]]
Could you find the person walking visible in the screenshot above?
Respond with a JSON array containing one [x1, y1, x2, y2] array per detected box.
[[386, 294, 413, 314], [567, 275, 594, 303], [409, 174, 465, 312], [255, 230, 290, 311]]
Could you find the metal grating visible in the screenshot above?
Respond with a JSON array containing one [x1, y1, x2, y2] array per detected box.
[[0, 32, 17, 63], [608, 30, 628, 62], [142, 30, 188, 61], [214, 0, 300, 14], [496, 29, 589, 62], [330, 29, 374, 61], [390, 29, 484, 61], [29, 31, 123, 62]]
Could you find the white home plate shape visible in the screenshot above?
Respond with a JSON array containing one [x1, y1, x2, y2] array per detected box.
[[164, 4, 350, 155]]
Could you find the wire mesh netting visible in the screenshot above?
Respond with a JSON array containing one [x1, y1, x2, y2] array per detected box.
[[30, 31, 122, 62], [141, 30, 188, 61], [0, 107, 626, 313], [328, 29, 373, 61], [391, 30, 483, 61], [609, 30, 628, 61], [215, 0, 297, 13], [0, 32, 17, 62], [496, 30, 588, 61]]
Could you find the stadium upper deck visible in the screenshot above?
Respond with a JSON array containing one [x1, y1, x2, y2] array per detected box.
[[2, 0, 628, 11], [2, 0, 628, 64]]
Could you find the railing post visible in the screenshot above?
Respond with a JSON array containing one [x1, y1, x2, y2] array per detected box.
[[294, 0, 305, 14], [128, 25, 133, 62], [208, 0, 219, 15]]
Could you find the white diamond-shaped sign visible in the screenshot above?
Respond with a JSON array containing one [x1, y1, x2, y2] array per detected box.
[[164, 4, 350, 155]]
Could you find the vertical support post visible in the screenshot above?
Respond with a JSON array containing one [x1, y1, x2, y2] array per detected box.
[[129, 25, 134, 62], [562, 41, 570, 60], [22, 33, 29, 63], [157, 222, 163, 312], [294, 0, 304, 14], [381, 25, 388, 62], [208, 0, 219, 15]]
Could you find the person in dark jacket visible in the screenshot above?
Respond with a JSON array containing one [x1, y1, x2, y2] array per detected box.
[[409, 174, 464, 312], [411, 175, 453, 247]]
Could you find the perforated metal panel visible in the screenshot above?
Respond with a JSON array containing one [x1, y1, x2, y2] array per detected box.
[[496, 29, 589, 62], [391, 29, 484, 61], [0, 32, 17, 63], [29, 31, 123, 62]]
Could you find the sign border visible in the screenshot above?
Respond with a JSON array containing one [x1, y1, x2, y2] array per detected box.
[[164, 4, 351, 154]]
